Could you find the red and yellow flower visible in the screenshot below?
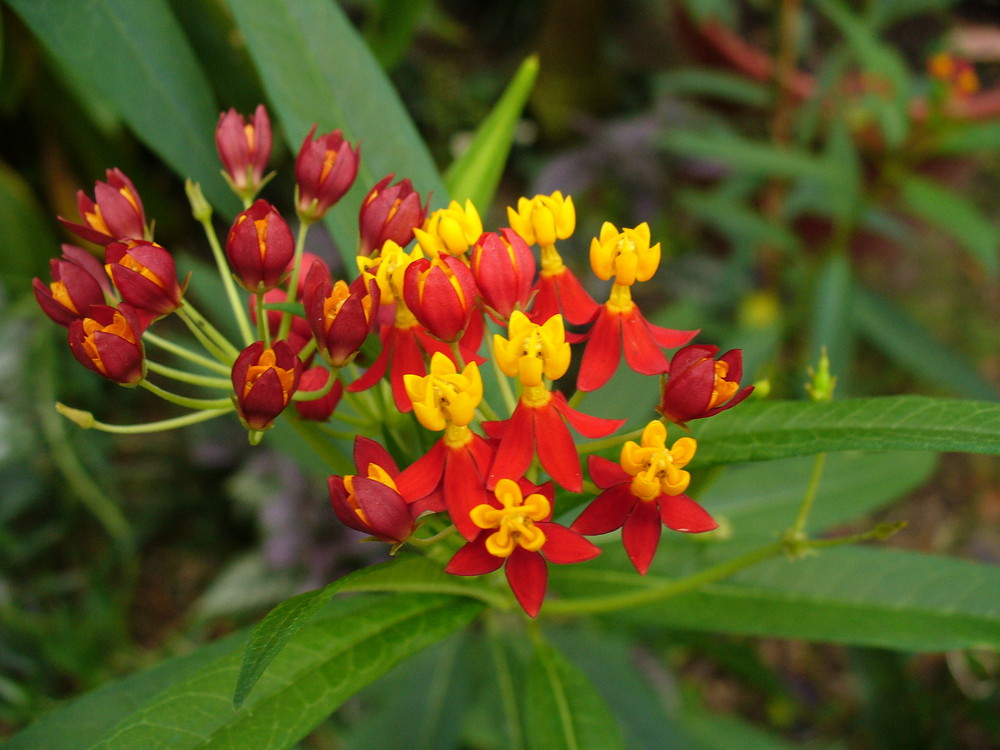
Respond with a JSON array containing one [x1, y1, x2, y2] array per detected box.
[[657, 345, 753, 427], [67, 303, 147, 385], [226, 200, 295, 293], [104, 239, 185, 319], [60, 168, 148, 246], [231, 340, 302, 431], [295, 126, 360, 222], [414, 200, 483, 258], [302, 259, 380, 368], [216, 105, 272, 202], [403, 255, 478, 344], [446, 478, 600, 617], [470, 228, 536, 322], [358, 175, 427, 256], [572, 420, 717, 574], [34, 245, 111, 327]]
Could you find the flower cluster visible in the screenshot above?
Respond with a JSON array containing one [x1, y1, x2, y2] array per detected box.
[[37, 105, 754, 617]]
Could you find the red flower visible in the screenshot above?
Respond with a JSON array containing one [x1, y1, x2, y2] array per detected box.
[[446, 478, 600, 617], [470, 228, 535, 321], [358, 175, 427, 256], [59, 168, 147, 246], [216, 105, 272, 200], [231, 340, 302, 431], [571, 421, 716, 574], [484, 390, 624, 493], [104, 239, 184, 318], [292, 366, 343, 421], [397, 432, 496, 541], [302, 260, 380, 367], [328, 436, 418, 545], [34, 245, 110, 326], [295, 126, 360, 222], [68, 303, 146, 385], [403, 255, 478, 343], [226, 199, 295, 293], [576, 288, 698, 392], [658, 345, 754, 427]]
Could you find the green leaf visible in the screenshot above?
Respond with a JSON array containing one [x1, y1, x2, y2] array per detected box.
[[692, 396, 1000, 468], [524, 641, 627, 750], [662, 131, 836, 183], [806, 252, 854, 393], [223, 0, 447, 262], [233, 555, 496, 709], [0, 160, 57, 296], [852, 286, 1000, 401], [898, 175, 999, 276], [554, 545, 1000, 651], [655, 68, 771, 108], [935, 121, 1000, 155], [677, 189, 798, 252], [12, 594, 480, 750], [444, 55, 538, 212], [704, 450, 937, 537], [6, 0, 233, 211]]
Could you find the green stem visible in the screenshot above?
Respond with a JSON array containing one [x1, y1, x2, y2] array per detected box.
[[449, 340, 465, 370], [789, 451, 827, 539], [277, 219, 312, 341], [576, 425, 644, 456], [138, 380, 234, 410], [490, 353, 518, 415], [176, 304, 239, 363], [143, 331, 232, 375], [197, 211, 255, 346], [144, 359, 232, 389], [293, 368, 338, 401], [255, 290, 270, 345], [567, 389, 585, 409], [56, 402, 232, 433]]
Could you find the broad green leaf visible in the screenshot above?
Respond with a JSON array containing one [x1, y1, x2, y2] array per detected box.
[[935, 121, 1000, 155], [806, 251, 854, 393], [362, 0, 430, 69], [852, 286, 999, 401], [224, 0, 447, 263], [655, 68, 771, 107], [0, 160, 57, 296], [662, 131, 836, 183], [233, 554, 495, 708], [692, 396, 1000, 468], [6, 0, 232, 211], [3, 631, 249, 750], [680, 709, 843, 750], [17, 594, 479, 750], [704, 451, 937, 538], [552, 545, 1000, 650], [899, 175, 999, 277], [444, 55, 538, 212], [525, 641, 626, 750]]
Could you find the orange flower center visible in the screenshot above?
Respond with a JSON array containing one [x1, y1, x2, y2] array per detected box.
[[50, 280, 79, 313], [706, 360, 739, 410], [243, 348, 296, 399], [319, 149, 338, 184], [81, 311, 136, 375], [343, 463, 397, 525], [322, 280, 352, 331], [469, 478, 549, 558]]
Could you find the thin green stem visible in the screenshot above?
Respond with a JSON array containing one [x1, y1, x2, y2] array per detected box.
[[293, 368, 338, 401], [277, 220, 312, 341], [576, 425, 644, 456], [255, 290, 270, 345], [143, 331, 232, 375], [144, 359, 232, 389], [789, 451, 827, 539], [449, 340, 465, 370], [176, 304, 239, 363], [197, 212, 255, 345], [56, 402, 232, 434], [406, 524, 458, 547], [490, 353, 518, 415], [567, 389, 586, 409], [138, 380, 234, 410]]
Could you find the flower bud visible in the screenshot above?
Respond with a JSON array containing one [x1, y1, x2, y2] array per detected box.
[[226, 199, 295, 292], [358, 175, 427, 256], [105, 239, 184, 318], [68, 303, 146, 385], [59, 168, 147, 246], [295, 126, 360, 222], [34, 245, 110, 326], [293, 366, 343, 421], [657, 345, 753, 426], [470, 228, 536, 321], [302, 259, 380, 367], [231, 340, 302, 431], [216, 105, 272, 201], [403, 255, 477, 343]]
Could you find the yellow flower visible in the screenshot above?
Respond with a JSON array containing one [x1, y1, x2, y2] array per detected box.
[[357, 240, 424, 303], [506, 191, 575, 247], [589, 222, 660, 285], [470, 478, 550, 557], [403, 352, 483, 432], [414, 199, 483, 257], [620, 420, 696, 500], [493, 310, 571, 387]]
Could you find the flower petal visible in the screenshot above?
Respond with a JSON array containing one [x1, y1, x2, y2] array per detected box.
[[446, 535, 504, 576], [622, 499, 662, 575], [586, 455, 629, 489], [576, 307, 621, 392], [397, 440, 446, 500], [570, 484, 635, 535], [487, 402, 536, 489], [505, 547, 548, 618], [533, 401, 582, 492], [444, 446, 492, 541], [537, 522, 601, 564], [551, 391, 625, 438], [619, 307, 670, 376], [658, 492, 718, 533]]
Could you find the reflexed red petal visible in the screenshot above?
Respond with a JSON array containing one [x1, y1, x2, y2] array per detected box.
[[622, 499, 662, 575], [552, 268, 599, 325], [570, 484, 635, 535], [658, 492, 718, 533], [551, 391, 624, 438], [487, 401, 535, 489], [619, 307, 670, 376], [577, 307, 621, 392], [586, 455, 628, 489], [347, 326, 392, 392], [505, 547, 548, 618], [536, 522, 601, 564], [388, 326, 427, 411], [645, 315, 699, 350], [397, 440, 446, 500], [444, 446, 492, 541], [446, 535, 504, 576], [527, 275, 560, 325], [533, 402, 582, 492]]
